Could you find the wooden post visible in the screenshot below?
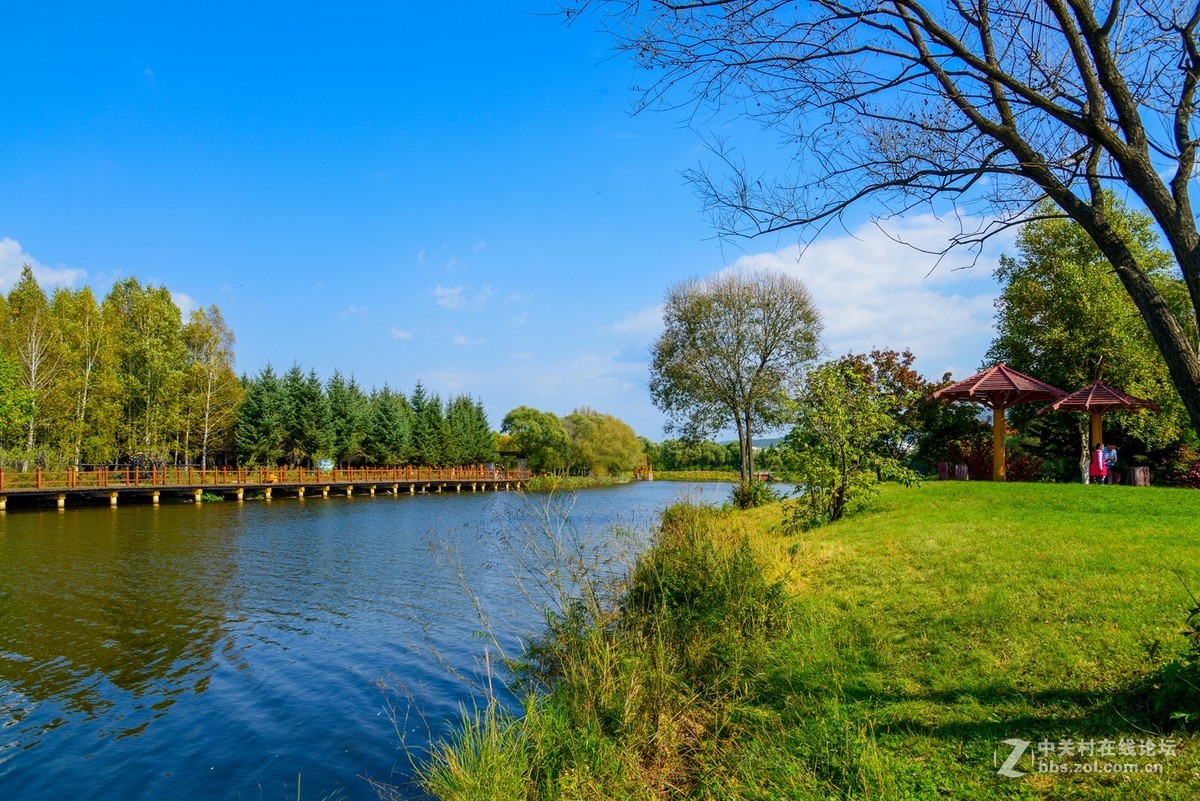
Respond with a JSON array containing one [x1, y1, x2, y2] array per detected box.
[[1090, 411, 1104, 449], [992, 403, 1007, 482]]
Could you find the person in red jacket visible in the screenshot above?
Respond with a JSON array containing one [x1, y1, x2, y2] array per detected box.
[[1089, 443, 1108, 485]]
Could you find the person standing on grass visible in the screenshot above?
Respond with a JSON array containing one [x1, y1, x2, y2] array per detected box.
[[1089, 443, 1108, 484], [1104, 443, 1119, 484]]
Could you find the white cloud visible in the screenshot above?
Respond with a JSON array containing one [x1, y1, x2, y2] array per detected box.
[[610, 305, 662, 337], [0, 237, 87, 291], [390, 326, 414, 340], [728, 214, 1006, 379], [509, 312, 528, 327], [451, 333, 486, 347], [434, 284, 466, 309], [338, 304, 368, 318], [172, 291, 197, 317], [471, 241, 486, 252]]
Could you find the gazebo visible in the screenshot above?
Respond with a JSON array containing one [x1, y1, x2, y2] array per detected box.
[[930, 363, 1067, 481], [1036, 380, 1160, 448]]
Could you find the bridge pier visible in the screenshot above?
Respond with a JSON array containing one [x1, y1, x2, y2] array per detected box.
[[369, 485, 375, 496], [0, 496, 6, 512], [345, 485, 354, 497], [297, 486, 306, 500], [193, 489, 203, 504], [410, 485, 415, 495], [264, 488, 272, 501], [151, 490, 160, 505], [322, 486, 330, 498], [57, 493, 66, 510], [236, 488, 243, 503], [111, 492, 119, 508], [391, 483, 399, 495]]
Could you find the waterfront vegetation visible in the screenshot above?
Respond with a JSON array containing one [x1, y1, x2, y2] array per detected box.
[[420, 481, 1200, 799], [651, 469, 741, 483]]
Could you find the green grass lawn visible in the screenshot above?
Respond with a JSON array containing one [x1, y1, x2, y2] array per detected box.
[[750, 481, 1200, 800], [421, 481, 1200, 800]]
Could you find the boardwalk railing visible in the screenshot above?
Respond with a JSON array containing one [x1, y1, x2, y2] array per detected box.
[[0, 465, 530, 493]]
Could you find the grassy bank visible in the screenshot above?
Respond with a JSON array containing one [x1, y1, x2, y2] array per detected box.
[[651, 470, 741, 482], [420, 482, 1200, 799], [523, 475, 631, 492]]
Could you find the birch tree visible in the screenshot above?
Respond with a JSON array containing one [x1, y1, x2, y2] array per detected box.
[[183, 306, 243, 469], [7, 266, 62, 468]]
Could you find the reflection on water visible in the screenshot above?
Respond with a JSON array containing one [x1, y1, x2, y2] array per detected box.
[[0, 482, 737, 799]]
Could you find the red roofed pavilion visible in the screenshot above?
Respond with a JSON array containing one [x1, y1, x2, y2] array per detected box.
[[930, 363, 1067, 481], [1037, 380, 1160, 449]]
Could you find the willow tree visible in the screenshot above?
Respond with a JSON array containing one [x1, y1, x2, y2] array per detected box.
[[570, 0, 1200, 439], [650, 269, 821, 483]]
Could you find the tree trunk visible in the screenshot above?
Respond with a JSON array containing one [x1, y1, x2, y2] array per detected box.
[[1078, 424, 1090, 484], [735, 417, 749, 483], [1079, 214, 1200, 438], [744, 411, 755, 482]]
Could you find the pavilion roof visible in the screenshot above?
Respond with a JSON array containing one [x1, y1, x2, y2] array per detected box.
[[1037, 380, 1160, 415], [929, 363, 1067, 410]]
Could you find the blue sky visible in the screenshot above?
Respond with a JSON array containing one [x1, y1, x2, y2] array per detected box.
[[0, 2, 1005, 440]]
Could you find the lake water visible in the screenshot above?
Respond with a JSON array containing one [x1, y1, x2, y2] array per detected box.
[[0, 481, 740, 800]]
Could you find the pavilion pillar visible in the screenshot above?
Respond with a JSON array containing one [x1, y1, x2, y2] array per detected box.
[[1090, 411, 1104, 449], [992, 403, 1007, 482]]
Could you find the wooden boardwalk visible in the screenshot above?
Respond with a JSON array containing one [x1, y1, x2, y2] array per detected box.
[[0, 465, 530, 510]]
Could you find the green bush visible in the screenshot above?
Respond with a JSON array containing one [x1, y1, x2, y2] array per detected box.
[[626, 504, 787, 684], [729, 480, 778, 509]]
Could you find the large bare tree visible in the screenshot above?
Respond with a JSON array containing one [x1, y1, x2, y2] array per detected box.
[[569, 0, 1200, 436], [650, 269, 822, 483]]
